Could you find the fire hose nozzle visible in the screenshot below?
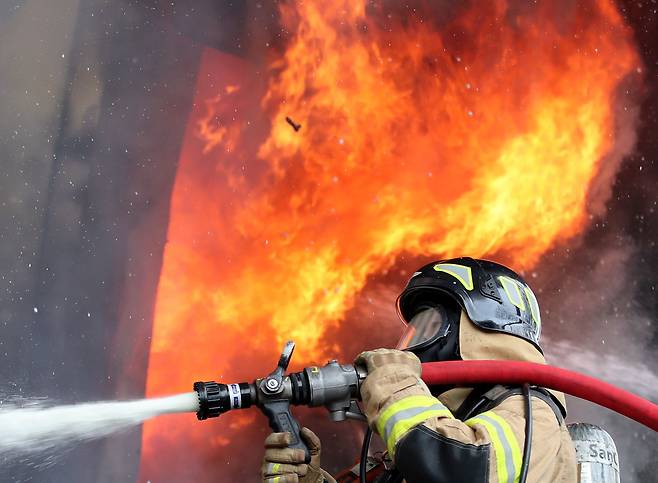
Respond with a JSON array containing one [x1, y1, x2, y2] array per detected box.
[[193, 381, 225, 420], [193, 381, 254, 420]]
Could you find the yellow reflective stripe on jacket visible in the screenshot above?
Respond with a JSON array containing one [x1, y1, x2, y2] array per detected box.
[[376, 395, 453, 457], [466, 411, 522, 483]]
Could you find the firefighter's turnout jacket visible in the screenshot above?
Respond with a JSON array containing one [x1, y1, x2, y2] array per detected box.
[[357, 312, 577, 483]]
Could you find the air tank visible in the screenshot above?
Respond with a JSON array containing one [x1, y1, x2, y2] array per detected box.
[[568, 423, 620, 483]]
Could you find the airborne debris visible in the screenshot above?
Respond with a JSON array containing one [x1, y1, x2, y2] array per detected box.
[[285, 116, 302, 132]]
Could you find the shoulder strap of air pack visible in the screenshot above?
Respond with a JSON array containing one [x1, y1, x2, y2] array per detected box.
[[455, 384, 565, 424]]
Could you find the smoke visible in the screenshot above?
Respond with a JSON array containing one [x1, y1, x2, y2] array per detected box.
[[548, 339, 658, 400], [536, 230, 658, 481], [0, 1, 207, 481]]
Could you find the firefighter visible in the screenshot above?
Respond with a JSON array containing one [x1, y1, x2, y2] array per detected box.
[[261, 257, 577, 482]]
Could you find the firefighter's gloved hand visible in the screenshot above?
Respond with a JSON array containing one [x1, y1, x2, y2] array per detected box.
[[261, 427, 335, 483], [355, 348, 422, 375], [355, 349, 426, 423]]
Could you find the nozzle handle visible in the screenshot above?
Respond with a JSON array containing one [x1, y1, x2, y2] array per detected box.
[[260, 399, 311, 463]]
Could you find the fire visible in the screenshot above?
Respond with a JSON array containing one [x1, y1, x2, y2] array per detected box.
[[140, 1, 640, 481]]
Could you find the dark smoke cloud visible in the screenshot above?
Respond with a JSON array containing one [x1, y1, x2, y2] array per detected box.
[[538, 236, 658, 481], [0, 0, 206, 481]]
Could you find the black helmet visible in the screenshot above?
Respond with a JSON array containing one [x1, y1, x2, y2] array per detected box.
[[396, 257, 542, 361]]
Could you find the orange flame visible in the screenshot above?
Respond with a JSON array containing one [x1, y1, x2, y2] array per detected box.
[[140, 1, 640, 481]]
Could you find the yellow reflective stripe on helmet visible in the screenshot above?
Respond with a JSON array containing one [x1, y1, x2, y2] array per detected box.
[[376, 395, 453, 457], [433, 263, 474, 291], [498, 276, 526, 311], [466, 411, 522, 483], [524, 286, 541, 329]]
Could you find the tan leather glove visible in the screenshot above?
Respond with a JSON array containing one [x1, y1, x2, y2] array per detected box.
[[261, 427, 336, 483], [355, 348, 425, 423]]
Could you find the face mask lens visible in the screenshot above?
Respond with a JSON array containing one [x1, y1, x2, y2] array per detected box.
[[397, 306, 448, 350]]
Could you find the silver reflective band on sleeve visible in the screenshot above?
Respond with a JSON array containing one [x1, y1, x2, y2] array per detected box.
[[466, 411, 521, 483], [229, 383, 242, 409], [376, 395, 453, 456], [381, 403, 449, 446]]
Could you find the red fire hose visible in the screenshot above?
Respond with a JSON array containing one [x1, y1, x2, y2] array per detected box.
[[421, 360, 658, 432]]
